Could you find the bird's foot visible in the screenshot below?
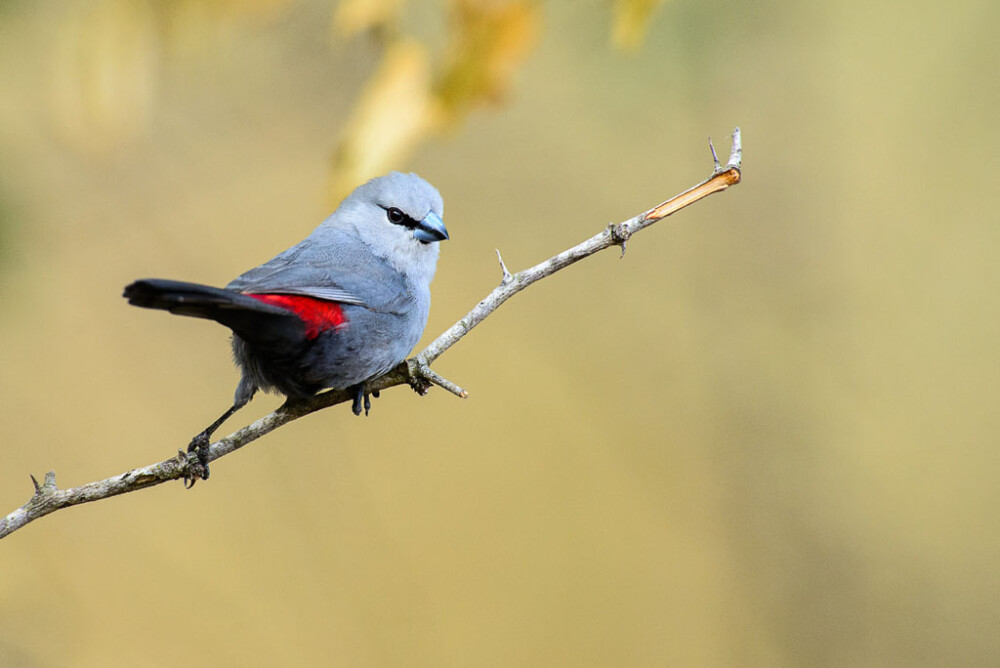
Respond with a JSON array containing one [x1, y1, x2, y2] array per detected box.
[[183, 432, 211, 488], [350, 386, 380, 417]]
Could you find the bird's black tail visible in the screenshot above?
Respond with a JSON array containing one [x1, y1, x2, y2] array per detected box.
[[123, 278, 303, 343]]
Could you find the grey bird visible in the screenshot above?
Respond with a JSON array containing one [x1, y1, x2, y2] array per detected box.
[[123, 172, 448, 480]]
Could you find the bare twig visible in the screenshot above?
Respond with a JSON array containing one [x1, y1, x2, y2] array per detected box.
[[417, 127, 742, 366], [0, 128, 742, 539]]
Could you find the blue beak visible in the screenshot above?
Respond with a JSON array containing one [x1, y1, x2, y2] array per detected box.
[[413, 211, 449, 243]]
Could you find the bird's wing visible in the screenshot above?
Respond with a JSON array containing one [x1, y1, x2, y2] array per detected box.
[[241, 283, 367, 306], [226, 240, 369, 306]]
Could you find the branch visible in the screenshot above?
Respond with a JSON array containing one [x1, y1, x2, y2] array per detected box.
[[0, 128, 742, 539]]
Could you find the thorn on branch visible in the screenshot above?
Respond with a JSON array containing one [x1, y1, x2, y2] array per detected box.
[[30, 471, 57, 497], [496, 249, 513, 285], [26, 472, 58, 510], [709, 137, 720, 171]]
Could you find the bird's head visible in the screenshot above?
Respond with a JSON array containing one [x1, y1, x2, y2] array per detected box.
[[337, 172, 448, 282]]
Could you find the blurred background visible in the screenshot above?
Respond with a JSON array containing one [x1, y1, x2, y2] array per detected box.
[[1, 0, 998, 666]]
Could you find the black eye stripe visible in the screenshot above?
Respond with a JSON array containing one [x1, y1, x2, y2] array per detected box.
[[384, 206, 419, 228]]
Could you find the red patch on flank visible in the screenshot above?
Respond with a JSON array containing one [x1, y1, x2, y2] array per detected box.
[[247, 294, 347, 340]]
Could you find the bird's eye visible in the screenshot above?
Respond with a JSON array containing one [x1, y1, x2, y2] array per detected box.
[[386, 207, 405, 224]]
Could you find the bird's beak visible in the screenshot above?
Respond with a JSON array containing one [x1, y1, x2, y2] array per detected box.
[[413, 211, 449, 243]]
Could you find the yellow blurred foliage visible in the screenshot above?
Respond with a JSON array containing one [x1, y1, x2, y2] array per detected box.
[[36, 0, 639, 193], [329, 0, 540, 199], [329, 39, 439, 200], [334, 0, 407, 37], [611, 0, 666, 50], [435, 0, 541, 116], [33, 0, 660, 174]]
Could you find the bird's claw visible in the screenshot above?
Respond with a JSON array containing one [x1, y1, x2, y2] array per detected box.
[[351, 386, 379, 416], [183, 432, 211, 488]]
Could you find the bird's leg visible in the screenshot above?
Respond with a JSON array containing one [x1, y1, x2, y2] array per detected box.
[[350, 386, 380, 417], [185, 403, 242, 487], [350, 385, 364, 416], [364, 390, 380, 416]]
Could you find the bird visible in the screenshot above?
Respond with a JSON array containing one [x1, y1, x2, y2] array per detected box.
[[123, 172, 448, 482]]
